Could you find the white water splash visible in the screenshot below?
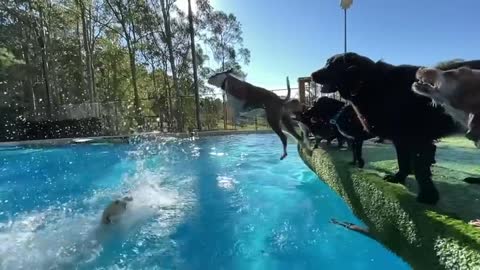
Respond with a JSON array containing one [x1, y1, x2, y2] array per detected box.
[[0, 152, 194, 270]]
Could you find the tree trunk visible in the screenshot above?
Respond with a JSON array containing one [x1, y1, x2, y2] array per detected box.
[[160, 0, 182, 131], [77, 0, 96, 115], [21, 28, 36, 117], [187, 0, 201, 131], [222, 61, 227, 129], [37, 6, 53, 119], [126, 39, 143, 127], [161, 58, 173, 130], [105, 0, 143, 128], [76, 19, 87, 102]]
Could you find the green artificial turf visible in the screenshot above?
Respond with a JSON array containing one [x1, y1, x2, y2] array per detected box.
[[299, 136, 480, 270]]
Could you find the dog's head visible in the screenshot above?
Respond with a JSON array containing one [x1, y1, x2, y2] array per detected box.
[[207, 68, 235, 88], [285, 99, 304, 114], [413, 67, 475, 106], [311, 52, 376, 99], [412, 67, 449, 101], [301, 97, 345, 125]]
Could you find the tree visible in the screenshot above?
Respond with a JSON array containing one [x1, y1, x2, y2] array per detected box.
[[200, 10, 250, 129], [0, 0, 251, 139], [202, 11, 250, 71], [105, 0, 144, 127]]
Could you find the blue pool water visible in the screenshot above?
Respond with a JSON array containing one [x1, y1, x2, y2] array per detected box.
[[0, 134, 411, 270]]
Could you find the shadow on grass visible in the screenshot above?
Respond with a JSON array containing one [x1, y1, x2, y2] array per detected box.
[[326, 140, 480, 221]]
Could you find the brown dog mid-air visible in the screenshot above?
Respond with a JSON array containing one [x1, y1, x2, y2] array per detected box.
[[207, 69, 311, 160]]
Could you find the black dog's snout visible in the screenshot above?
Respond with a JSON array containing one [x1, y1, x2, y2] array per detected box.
[[311, 70, 323, 83]]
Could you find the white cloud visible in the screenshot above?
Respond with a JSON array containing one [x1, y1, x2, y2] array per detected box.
[[176, 0, 219, 14]]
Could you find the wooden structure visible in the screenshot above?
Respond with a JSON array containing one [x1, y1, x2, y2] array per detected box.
[[298, 77, 312, 105], [298, 76, 344, 106]]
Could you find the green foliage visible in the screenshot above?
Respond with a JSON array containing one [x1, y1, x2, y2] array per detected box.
[[0, 0, 250, 135], [199, 8, 250, 74], [0, 47, 24, 70]]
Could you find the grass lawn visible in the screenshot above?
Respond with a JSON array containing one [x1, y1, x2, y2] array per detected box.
[[299, 135, 480, 270]]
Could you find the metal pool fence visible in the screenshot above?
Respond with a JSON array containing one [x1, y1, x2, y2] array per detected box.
[[0, 82, 343, 141]]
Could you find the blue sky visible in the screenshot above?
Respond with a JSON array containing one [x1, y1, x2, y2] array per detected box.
[[203, 0, 479, 90]]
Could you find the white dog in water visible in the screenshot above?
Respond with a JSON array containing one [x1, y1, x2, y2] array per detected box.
[[101, 196, 133, 225]]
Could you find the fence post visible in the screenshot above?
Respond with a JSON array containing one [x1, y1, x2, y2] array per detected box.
[[255, 116, 258, 131]]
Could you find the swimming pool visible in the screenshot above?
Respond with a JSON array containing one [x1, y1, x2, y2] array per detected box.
[[0, 134, 411, 269]]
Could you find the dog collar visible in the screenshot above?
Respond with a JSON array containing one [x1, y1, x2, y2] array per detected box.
[[330, 104, 349, 125]]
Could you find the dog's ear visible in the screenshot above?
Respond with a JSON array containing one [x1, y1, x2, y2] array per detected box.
[[458, 66, 473, 75], [346, 65, 359, 75], [345, 65, 363, 96]]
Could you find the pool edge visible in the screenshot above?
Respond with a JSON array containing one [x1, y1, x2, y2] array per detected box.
[[298, 145, 480, 270], [0, 130, 274, 147]]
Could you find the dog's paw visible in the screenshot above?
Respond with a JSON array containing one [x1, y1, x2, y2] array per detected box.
[[383, 173, 406, 185], [416, 189, 439, 205], [358, 159, 365, 169]]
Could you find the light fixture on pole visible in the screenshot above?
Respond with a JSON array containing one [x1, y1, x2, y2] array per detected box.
[[340, 0, 352, 54]]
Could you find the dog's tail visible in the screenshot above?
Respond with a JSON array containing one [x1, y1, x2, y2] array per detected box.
[[283, 76, 291, 102]]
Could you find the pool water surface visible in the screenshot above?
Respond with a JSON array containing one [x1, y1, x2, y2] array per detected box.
[[0, 134, 411, 269]]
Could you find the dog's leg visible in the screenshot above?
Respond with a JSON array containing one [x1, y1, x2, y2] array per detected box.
[[326, 138, 332, 145], [337, 134, 345, 148], [356, 139, 365, 168], [266, 109, 288, 160], [413, 142, 439, 205], [282, 115, 303, 141], [314, 137, 321, 148], [282, 115, 313, 155], [384, 140, 411, 184], [348, 139, 357, 166]]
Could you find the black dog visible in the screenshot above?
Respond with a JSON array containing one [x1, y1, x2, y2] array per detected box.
[[310, 52, 480, 204], [300, 97, 373, 168], [332, 103, 374, 168], [299, 97, 346, 148]]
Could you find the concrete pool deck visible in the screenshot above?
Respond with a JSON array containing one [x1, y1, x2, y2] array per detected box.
[[299, 136, 480, 270], [0, 130, 274, 147]]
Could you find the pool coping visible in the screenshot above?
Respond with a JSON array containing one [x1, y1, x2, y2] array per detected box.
[[298, 144, 480, 270], [0, 130, 274, 147]]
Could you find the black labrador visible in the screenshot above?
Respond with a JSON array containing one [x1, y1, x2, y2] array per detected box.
[[310, 52, 480, 204]]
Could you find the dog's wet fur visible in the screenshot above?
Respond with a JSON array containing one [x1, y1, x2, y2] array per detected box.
[[413, 66, 480, 146], [208, 69, 311, 159], [300, 97, 373, 168], [298, 97, 346, 149], [413, 65, 480, 185], [101, 196, 133, 225], [310, 52, 480, 204]]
